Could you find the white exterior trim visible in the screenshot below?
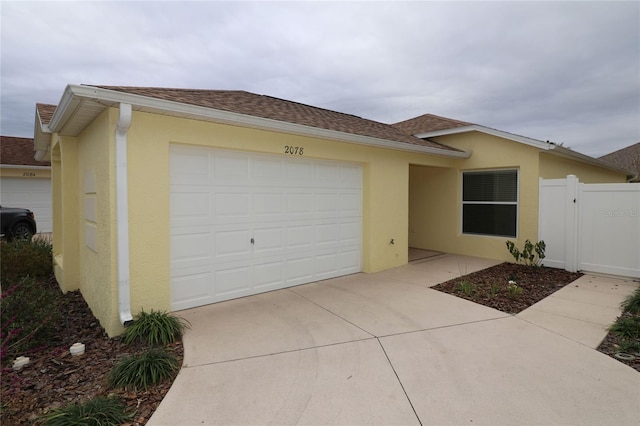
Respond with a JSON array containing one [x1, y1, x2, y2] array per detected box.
[[46, 85, 471, 158], [0, 165, 51, 170], [115, 103, 133, 326]]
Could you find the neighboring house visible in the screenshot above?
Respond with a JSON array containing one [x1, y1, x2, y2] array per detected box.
[[0, 135, 52, 233], [33, 85, 633, 336], [599, 142, 640, 182]]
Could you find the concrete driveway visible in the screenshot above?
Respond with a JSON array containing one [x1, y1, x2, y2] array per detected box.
[[149, 255, 640, 425]]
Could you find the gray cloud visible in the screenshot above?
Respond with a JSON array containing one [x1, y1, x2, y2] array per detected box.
[[1, 1, 638, 157]]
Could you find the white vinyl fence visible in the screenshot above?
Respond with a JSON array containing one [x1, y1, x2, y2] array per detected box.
[[539, 175, 640, 278]]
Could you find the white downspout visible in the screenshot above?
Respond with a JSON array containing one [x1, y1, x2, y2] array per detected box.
[[116, 103, 134, 325]]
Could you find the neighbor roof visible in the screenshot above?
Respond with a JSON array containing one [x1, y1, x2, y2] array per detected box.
[[599, 142, 640, 181], [93, 86, 461, 153], [1, 136, 51, 167], [36, 103, 57, 124], [392, 113, 473, 135]]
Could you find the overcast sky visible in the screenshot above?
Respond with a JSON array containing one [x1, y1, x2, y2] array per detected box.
[[1, 1, 638, 157]]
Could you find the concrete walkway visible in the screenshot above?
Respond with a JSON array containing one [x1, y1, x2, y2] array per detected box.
[[149, 255, 639, 426]]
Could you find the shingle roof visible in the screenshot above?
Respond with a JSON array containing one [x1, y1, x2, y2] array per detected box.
[[92, 86, 461, 152], [599, 142, 640, 181], [0, 136, 51, 166], [391, 113, 473, 135], [36, 103, 57, 125]]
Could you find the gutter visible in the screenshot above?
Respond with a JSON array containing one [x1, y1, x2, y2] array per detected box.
[[115, 103, 133, 326]]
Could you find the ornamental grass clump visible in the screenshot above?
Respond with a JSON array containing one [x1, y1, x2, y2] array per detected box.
[[608, 316, 640, 340], [620, 287, 640, 315], [41, 396, 132, 426], [123, 309, 190, 346], [109, 348, 179, 391]]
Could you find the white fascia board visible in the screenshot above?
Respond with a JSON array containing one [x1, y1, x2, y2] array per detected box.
[[64, 85, 470, 158], [1, 165, 51, 170], [546, 145, 634, 176], [34, 109, 52, 161], [415, 125, 553, 150], [47, 85, 79, 133]]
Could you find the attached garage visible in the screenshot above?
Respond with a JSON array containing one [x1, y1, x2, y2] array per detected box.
[[170, 145, 363, 310], [0, 136, 52, 233], [0, 177, 52, 233]]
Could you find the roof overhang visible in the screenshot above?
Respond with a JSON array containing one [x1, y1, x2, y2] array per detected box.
[[416, 124, 634, 179], [36, 84, 471, 159], [1, 164, 51, 170], [34, 109, 52, 161]]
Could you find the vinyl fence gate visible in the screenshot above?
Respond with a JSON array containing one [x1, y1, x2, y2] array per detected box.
[[538, 175, 640, 278]]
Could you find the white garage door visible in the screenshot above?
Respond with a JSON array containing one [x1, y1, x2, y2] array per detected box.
[[170, 146, 363, 311], [0, 177, 52, 233]]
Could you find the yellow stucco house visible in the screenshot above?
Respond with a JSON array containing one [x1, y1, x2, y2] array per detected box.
[[33, 85, 633, 336]]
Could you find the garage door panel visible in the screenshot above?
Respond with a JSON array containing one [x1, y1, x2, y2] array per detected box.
[[254, 192, 285, 217], [287, 225, 314, 249], [214, 229, 252, 258], [171, 232, 211, 262], [286, 160, 315, 183], [253, 157, 285, 182], [253, 260, 285, 289], [287, 193, 315, 215], [316, 223, 339, 245], [341, 165, 362, 187], [171, 269, 212, 308], [170, 146, 362, 311], [315, 252, 338, 276], [171, 191, 210, 221], [213, 152, 250, 182], [214, 192, 251, 218], [339, 221, 362, 244], [214, 264, 252, 296], [253, 226, 285, 254], [170, 148, 209, 183], [286, 256, 315, 282], [339, 250, 362, 273]]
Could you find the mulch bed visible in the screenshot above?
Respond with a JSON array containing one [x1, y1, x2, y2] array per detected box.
[[432, 262, 583, 314], [2, 263, 636, 425], [596, 311, 640, 372], [1, 274, 183, 425], [434, 262, 640, 372]]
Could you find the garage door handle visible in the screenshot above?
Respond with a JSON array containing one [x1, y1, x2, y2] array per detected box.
[[250, 238, 255, 245]]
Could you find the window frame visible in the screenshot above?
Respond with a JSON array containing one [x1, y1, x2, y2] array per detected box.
[[461, 168, 519, 238]]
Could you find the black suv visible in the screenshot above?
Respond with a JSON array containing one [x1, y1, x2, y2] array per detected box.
[[0, 206, 37, 240]]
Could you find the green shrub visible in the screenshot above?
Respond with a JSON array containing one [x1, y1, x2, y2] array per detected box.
[[41, 396, 132, 426], [620, 288, 640, 315], [123, 309, 190, 346], [1, 275, 61, 360], [0, 238, 53, 284], [608, 317, 640, 339], [506, 239, 546, 267], [109, 348, 179, 391]]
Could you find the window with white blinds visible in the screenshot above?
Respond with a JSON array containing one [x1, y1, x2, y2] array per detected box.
[[462, 169, 518, 237]]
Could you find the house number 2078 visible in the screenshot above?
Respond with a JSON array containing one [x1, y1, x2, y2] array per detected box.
[[284, 146, 304, 155]]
